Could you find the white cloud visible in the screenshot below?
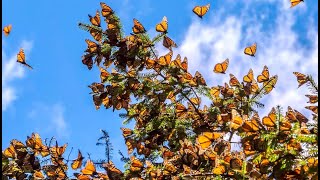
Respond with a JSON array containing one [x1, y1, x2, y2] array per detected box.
[[2, 40, 33, 111], [28, 103, 70, 139]]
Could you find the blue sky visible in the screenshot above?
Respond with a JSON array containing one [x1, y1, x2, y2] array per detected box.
[[2, 0, 318, 173]]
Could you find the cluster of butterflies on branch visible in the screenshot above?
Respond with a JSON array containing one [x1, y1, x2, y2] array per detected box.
[[2, 0, 317, 179]]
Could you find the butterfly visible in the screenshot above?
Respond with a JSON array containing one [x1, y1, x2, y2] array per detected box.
[[163, 35, 177, 50], [263, 75, 278, 94], [194, 71, 207, 86], [305, 94, 318, 104], [244, 43, 257, 56], [197, 132, 224, 149], [293, 72, 309, 88], [279, 119, 292, 133], [243, 68, 254, 83], [193, 4, 210, 18], [229, 74, 240, 87], [305, 106, 318, 114], [88, 10, 101, 27], [294, 109, 308, 123], [156, 16, 168, 33], [103, 161, 123, 179], [290, 0, 304, 8], [257, 66, 269, 83], [82, 53, 93, 70], [89, 28, 102, 42], [212, 165, 226, 175], [81, 160, 96, 175], [213, 58, 229, 74], [100, 2, 114, 17], [176, 103, 187, 118], [25, 133, 49, 157], [100, 67, 110, 83], [130, 156, 143, 172], [71, 150, 84, 170], [241, 113, 263, 133], [121, 127, 133, 138], [50, 142, 67, 158], [132, 18, 146, 34], [33, 170, 45, 179], [3, 24, 12, 36], [17, 48, 33, 69], [85, 39, 100, 53], [157, 51, 173, 66], [262, 108, 276, 128], [230, 109, 243, 130]]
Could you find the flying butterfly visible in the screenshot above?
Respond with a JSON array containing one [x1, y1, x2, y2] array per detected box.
[[100, 2, 114, 17], [243, 68, 254, 83], [290, 0, 304, 8], [163, 35, 177, 50], [88, 10, 101, 27], [132, 18, 146, 34], [263, 75, 278, 94], [81, 160, 96, 175], [257, 66, 269, 83], [71, 150, 84, 170], [197, 132, 224, 149], [156, 16, 168, 33], [262, 108, 276, 128], [17, 48, 33, 69], [244, 43, 257, 56], [3, 24, 12, 36], [193, 4, 210, 18], [213, 58, 229, 74], [293, 72, 309, 88]]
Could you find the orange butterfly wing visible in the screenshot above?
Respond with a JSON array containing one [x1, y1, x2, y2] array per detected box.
[[3, 24, 12, 36], [213, 58, 229, 74]]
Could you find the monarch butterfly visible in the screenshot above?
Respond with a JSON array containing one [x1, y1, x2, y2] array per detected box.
[[89, 28, 102, 42], [85, 39, 99, 53], [294, 109, 308, 123], [121, 127, 133, 138], [130, 156, 143, 172], [263, 75, 278, 94], [243, 69, 254, 83], [33, 170, 45, 179], [229, 74, 240, 87], [81, 160, 96, 175], [290, 0, 304, 8], [103, 161, 123, 179], [213, 58, 229, 74], [163, 35, 177, 49], [230, 109, 243, 130], [197, 132, 224, 149], [305, 94, 318, 104], [190, 97, 201, 106], [194, 71, 207, 86], [125, 138, 136, 154], [82, 53, 93, 70], [73, 173, 91, 180], [164, 159, 177, 173], [100, 2, 114, 17], [132, 18, 146, 34], [17, 48, 33, 69], [161, 146, 174, 159], [286, 138, 302, 151], [241, 113, 261, 133], [262, 108, 276, 128], [305, 106, 318, 114], [71, 150, 84, 170], [157, 51, 173, 67], [251, 78, 260, 94], [50, 142, 67, 158], [88, 10, 101, 27], [220, 83, 234, 97], [193, 4, 210, 18], [293, 72, 309, 88], [176, 103, 187, 117], [26, 133, 49, 157], [257, 66, 269, 83], [230, 157, 243, 171], [156, 16, 168, 33], [244, 43, 257, 56], [99, 67, 110, 83], [3, 24, 12, 36], [210, 86, 220, 98], [243, 141, 255, 156], [88, 83, 104, 94], [3, 144, 16, 158]]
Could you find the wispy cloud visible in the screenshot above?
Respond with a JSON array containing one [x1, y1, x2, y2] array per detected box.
[[28, 103, 70, 139], [157, 0, 317, 117], [2, 40, 33, 111]]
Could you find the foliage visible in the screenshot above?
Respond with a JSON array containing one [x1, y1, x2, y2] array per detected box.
[[2, 1, 318, 180]]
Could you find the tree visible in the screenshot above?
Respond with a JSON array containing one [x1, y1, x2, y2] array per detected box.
[[2, 2, 318, 180]]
